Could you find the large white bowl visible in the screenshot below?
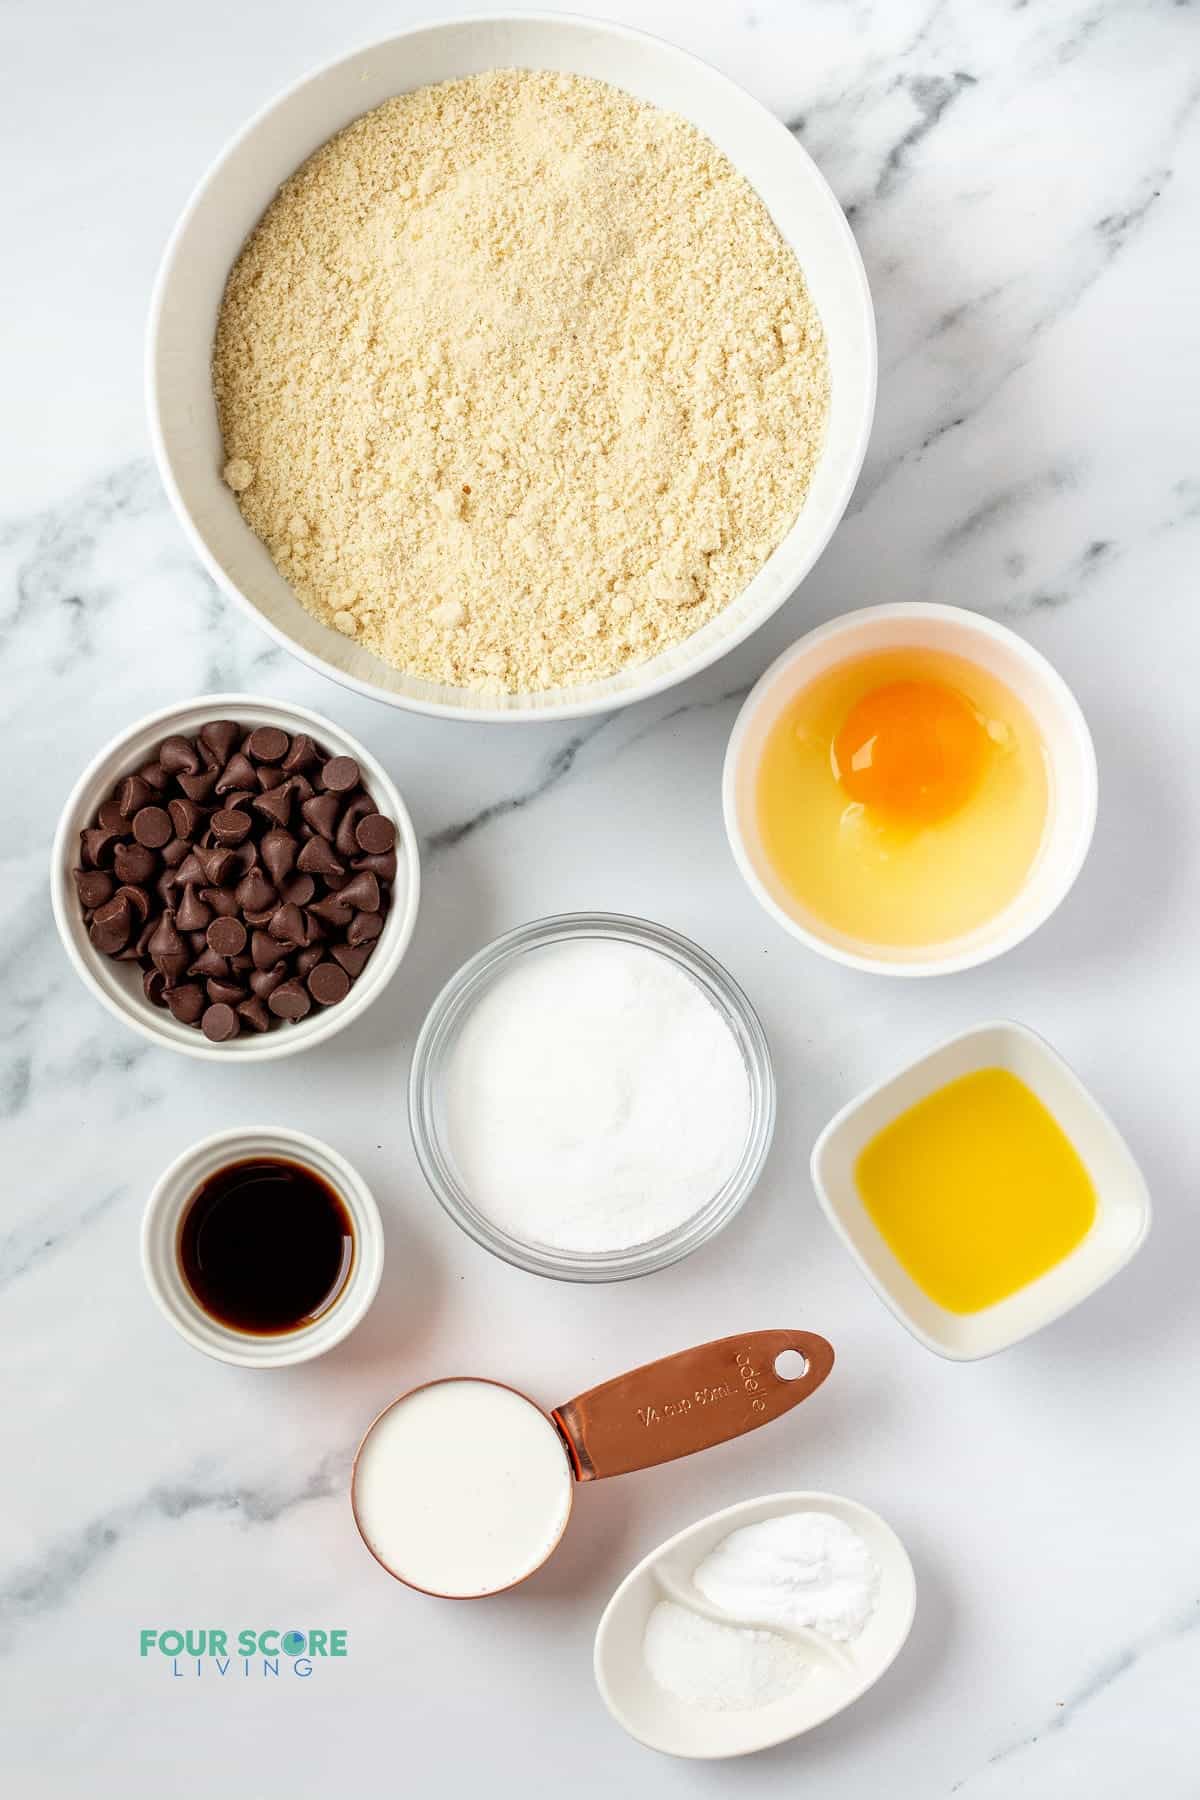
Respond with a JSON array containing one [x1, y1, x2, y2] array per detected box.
[[147, 13, 875, 722], [50, 694, 420, 1061]]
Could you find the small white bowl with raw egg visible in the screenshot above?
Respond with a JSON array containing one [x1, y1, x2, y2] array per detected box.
[[723, 603, 1097, 975]]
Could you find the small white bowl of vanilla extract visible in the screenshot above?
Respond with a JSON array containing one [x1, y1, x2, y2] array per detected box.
[[723, 602, 1096, 975]]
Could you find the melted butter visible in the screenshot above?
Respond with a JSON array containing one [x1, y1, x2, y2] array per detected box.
[[855, 1068, 1097, 1313]]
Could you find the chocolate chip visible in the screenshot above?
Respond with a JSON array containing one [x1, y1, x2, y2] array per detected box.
[[117, 774, 153, 818], [189, 945, 230, 982], [237, 996, 272, 1033], [206, 978, 246, 1006], [97, 797, 126, 833], [282, 733, 319, 773], [178, 768, 219, 804], [301, 792, 340, 839], [133, 806, 172, 849], [295, 944, 325, 978], [112, 884, 151, 923], [297, 836, 343, 879], [257, 765, 286, 793], [113, 841, 157, 885], [268, 903, 306, 948], [160, 735, 202, 776], [335, 794, 374, 858], [331, 942, 373, 979], [168, 796, 206, 842], [280, 873, 315, 907], [211, 808, 252, 847], [268, 980, 311, 1022], [161, 837, 190, 869], [176, 885, 211, 931], [249, 965, 287, 999], [355, 812, 396, 855], [200, 886, 240, 918], [347, 910, 385, 946], [207, 916, 247, 957], [338, 870, 380, 913], [171, 848, 202, 882], [306, 893, 353, 929], [252, 784, 294, 828], [251, 929, 288, 970], [216, 752, 258, 794], [165, 983, 205, 1025], [260, 828, 297, 887], [247, 725, 290, 764], [90, 895, 132, 954], [81, 826, 120, 868], [307, 960, 351, 1006], [193, 844, 237, 886], [143, 967, 167, 1008], [201, 720, 240, 767], [138, 761, 171, 792], [353, 850, 397, 881], [74, 869, 114, 909], [235, 868, 276, 913], [202, 1003, 239, 1042], [148, 911, 188, 982], [320, 755, 360, 794]]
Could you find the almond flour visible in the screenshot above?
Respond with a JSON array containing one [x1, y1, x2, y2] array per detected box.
[[212, 70, 830, 695]]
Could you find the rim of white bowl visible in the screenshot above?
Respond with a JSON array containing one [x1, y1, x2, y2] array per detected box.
[[145, 11, 877, 722], [141, 1125, 385, 1366], [50, 692, 421, 1060], [722, 602, 1099, 976]]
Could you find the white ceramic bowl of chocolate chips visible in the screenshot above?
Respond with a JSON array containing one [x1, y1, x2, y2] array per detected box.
[[50, 694, 420, 1060]]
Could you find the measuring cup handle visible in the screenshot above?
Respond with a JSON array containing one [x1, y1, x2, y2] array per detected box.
[[550, 1329, 834, 1482]]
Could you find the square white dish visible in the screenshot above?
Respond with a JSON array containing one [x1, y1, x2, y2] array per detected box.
[[810, 1022, 1151, 1359]]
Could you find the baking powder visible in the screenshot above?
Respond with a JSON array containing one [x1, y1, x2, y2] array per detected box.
[[694, 1510, 880, 1643]]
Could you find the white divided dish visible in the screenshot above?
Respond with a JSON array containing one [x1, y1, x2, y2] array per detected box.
[[594, 1492, 915, 1759], [147, 14, 875, 721], [811, 1021, 1152, 1359]]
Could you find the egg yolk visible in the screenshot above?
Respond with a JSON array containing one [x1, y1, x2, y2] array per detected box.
[[832, 679, 989, 823]]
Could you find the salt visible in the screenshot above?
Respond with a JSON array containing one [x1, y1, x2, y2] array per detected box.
[[643, 1602, 808, 1711], [442, 938, 751, 1253]]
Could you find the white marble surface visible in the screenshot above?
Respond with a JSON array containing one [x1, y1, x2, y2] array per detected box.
[[2, 1, 1198, 1793]]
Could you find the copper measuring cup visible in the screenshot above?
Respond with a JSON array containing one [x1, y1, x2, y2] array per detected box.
[[350, 1328, 834, 1598]]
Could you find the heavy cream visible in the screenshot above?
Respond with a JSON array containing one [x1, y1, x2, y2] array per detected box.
[[352, 1379, 574, 1597]]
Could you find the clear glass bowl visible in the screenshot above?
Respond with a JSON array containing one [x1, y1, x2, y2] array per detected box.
[[409, 913, 777, 1283]]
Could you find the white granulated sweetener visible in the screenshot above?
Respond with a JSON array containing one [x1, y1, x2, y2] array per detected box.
[[643, 1602, 809, 1712], [442, 939, 751, 1253]]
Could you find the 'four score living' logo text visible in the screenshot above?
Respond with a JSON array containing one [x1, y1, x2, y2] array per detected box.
[[140, 1628, 347, 1678]]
